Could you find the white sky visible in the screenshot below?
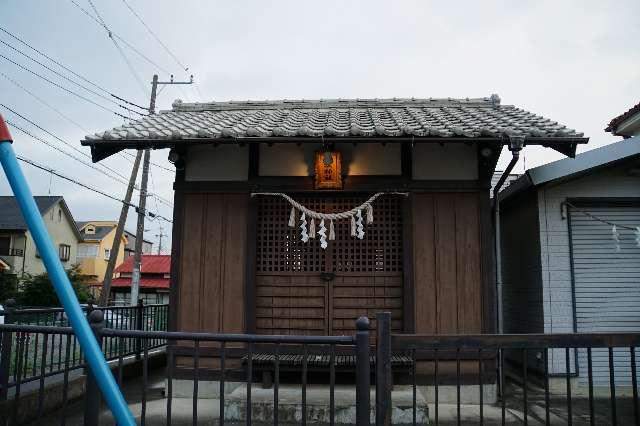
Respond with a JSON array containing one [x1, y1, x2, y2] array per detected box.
[[1, 0, 639, 251]]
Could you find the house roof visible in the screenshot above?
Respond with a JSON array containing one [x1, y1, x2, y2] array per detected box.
[[500, 137, 640, 201], [115, 255, 171, 274], [606, 101, 640, 135], [110, 277, 169, 290], [79, 225, 115, 242], [124, 230, 153, 245], [0, 196, 81, 240], [82, 96, 587, 161]]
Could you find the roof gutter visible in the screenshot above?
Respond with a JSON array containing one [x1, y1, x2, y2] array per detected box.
[[493, 135, 524, 335]]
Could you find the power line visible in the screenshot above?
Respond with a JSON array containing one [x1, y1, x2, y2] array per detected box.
[[16, 154, 173, 223], [0, 70, 174, 173], [1, 103, 134, 184], [85, 0, 149, 97], [0, 53, 129, 120], [6, 118, 132, 187], [0, 70, 91, 134], [69, 0, 173, 76], [0, 25, 147, 111], [3, 108, 172, 205], [120, 0, 189, 76], [0, 38, 146, 116]]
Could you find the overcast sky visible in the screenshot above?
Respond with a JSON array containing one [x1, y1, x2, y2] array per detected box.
[[1, 0, 639, 252]]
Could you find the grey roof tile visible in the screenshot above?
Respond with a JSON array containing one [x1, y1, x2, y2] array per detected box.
[[83, 96, 585, 144]]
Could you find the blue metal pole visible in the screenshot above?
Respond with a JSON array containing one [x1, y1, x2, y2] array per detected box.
[[0, 119, 135, 425]]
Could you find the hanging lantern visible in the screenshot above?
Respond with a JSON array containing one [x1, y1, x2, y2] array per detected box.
[[314, 150, 342, 189]]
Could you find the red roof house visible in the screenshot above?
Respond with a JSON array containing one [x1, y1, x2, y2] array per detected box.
[[106, 255, 171, 304]]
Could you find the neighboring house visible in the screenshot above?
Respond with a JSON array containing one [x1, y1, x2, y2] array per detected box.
[[0, 196, 81, 277], [606, 101, 640, 138], [76, 221, 127, 283], [105, 255, 170, 305], [123, 230, 153, 257], [500, 136, 640, 386], [84, 95, 586, 381]]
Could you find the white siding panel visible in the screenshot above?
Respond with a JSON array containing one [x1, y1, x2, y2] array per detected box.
[[570, 206, 640, 386], [537, 160, 640, 375]]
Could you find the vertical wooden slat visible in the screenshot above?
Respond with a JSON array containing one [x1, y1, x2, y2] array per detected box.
[[412, 193, 436, 333]]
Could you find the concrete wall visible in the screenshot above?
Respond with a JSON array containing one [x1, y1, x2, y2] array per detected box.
[[536, 159, 640, 373], [22, 200, 79, 276]]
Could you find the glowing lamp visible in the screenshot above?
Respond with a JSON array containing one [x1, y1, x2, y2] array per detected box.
[[314, 150, 342, 189]]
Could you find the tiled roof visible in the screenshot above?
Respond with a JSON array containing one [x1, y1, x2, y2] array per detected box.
[[606, 101, 640, 134], [115, 255, 171, 274], [0, 196, 61, 230], [110, 277, 169, 289], [83, 96, 584, 143]]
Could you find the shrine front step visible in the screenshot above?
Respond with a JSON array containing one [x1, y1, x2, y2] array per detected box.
[[168, 382, 429, 424]]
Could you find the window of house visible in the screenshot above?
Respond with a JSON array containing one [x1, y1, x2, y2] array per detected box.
[[0, 236, 10, 256], [104, 248, 111, 260], [85, 226, 95, 235], [59, 244, 71, 261], [77, 244, 99, 258]]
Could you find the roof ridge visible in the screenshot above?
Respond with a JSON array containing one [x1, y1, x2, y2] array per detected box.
[[169, 95, 502, 112]]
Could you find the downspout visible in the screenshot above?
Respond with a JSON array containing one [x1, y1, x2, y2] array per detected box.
[[493, 136, 524, 334]]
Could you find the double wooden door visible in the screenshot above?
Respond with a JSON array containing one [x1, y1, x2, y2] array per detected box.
[[255, 195, 404, 336]]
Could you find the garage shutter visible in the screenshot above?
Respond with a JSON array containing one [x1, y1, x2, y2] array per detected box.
[[569, 205, 640, 386]]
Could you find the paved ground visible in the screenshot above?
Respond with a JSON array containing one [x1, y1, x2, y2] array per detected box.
[[27, 369, 639, 425]]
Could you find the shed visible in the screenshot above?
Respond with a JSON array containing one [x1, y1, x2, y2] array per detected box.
[[83, 95, 586, 379], [499, 136, 640, 385]]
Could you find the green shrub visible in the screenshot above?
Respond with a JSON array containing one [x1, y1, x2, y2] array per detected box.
[[18, 264, 94, 307]]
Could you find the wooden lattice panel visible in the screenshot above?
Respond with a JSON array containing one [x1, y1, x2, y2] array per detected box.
[[256, 195, 403, 273], [256, 194, 404, 336]]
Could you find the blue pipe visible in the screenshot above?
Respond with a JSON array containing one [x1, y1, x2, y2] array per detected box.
[[0, 140, 136, 425]]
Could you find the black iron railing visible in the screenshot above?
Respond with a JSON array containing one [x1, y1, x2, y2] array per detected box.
[[376, 312, 640, 426], [0, 301, 168, 389], [1, 310, 639, 425], [0, 312, 371, 425]]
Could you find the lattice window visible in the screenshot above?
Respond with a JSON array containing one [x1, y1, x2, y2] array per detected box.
[[256, 195, 403, 273]]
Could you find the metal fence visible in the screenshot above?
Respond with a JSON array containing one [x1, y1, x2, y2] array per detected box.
[[0, 301, 168, 391], [1, 311, 640, 425]]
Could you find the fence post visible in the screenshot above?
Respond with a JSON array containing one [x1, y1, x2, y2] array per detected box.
[[135, 298, 143, 360], [355, 316, 370, 426], [0, 299, 15, 425], [84, 309, 105, 426], [376, 312, 392, 426]]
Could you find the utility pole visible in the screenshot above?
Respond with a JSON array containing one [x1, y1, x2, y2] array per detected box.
[[99, 150, 142, 306], [155, 231, 166, 255], [130, 74, 193, 306]]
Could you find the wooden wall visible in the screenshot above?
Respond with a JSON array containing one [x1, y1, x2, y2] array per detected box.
[[175, 192, 248, 333], [412, 192, 484, 334]]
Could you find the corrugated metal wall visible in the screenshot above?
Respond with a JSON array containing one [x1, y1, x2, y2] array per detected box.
[[569, 205, 640, 386]]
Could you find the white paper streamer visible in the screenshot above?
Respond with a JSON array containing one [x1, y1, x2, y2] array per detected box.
[[309, 218, 316, 239], [318, 219, 328, 249], [612, 224, 620, 252], [288, 206, 296, 227], [350, 215, 356, 237], [365, 204, 373, 224], [300, 212, 309, 242], [356, 209, 365, 239]]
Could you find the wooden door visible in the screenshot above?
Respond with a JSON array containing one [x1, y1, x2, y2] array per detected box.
[[255, 195, 403, 336]]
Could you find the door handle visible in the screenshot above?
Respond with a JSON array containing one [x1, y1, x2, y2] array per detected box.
[[320, 271, 335, 282]]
